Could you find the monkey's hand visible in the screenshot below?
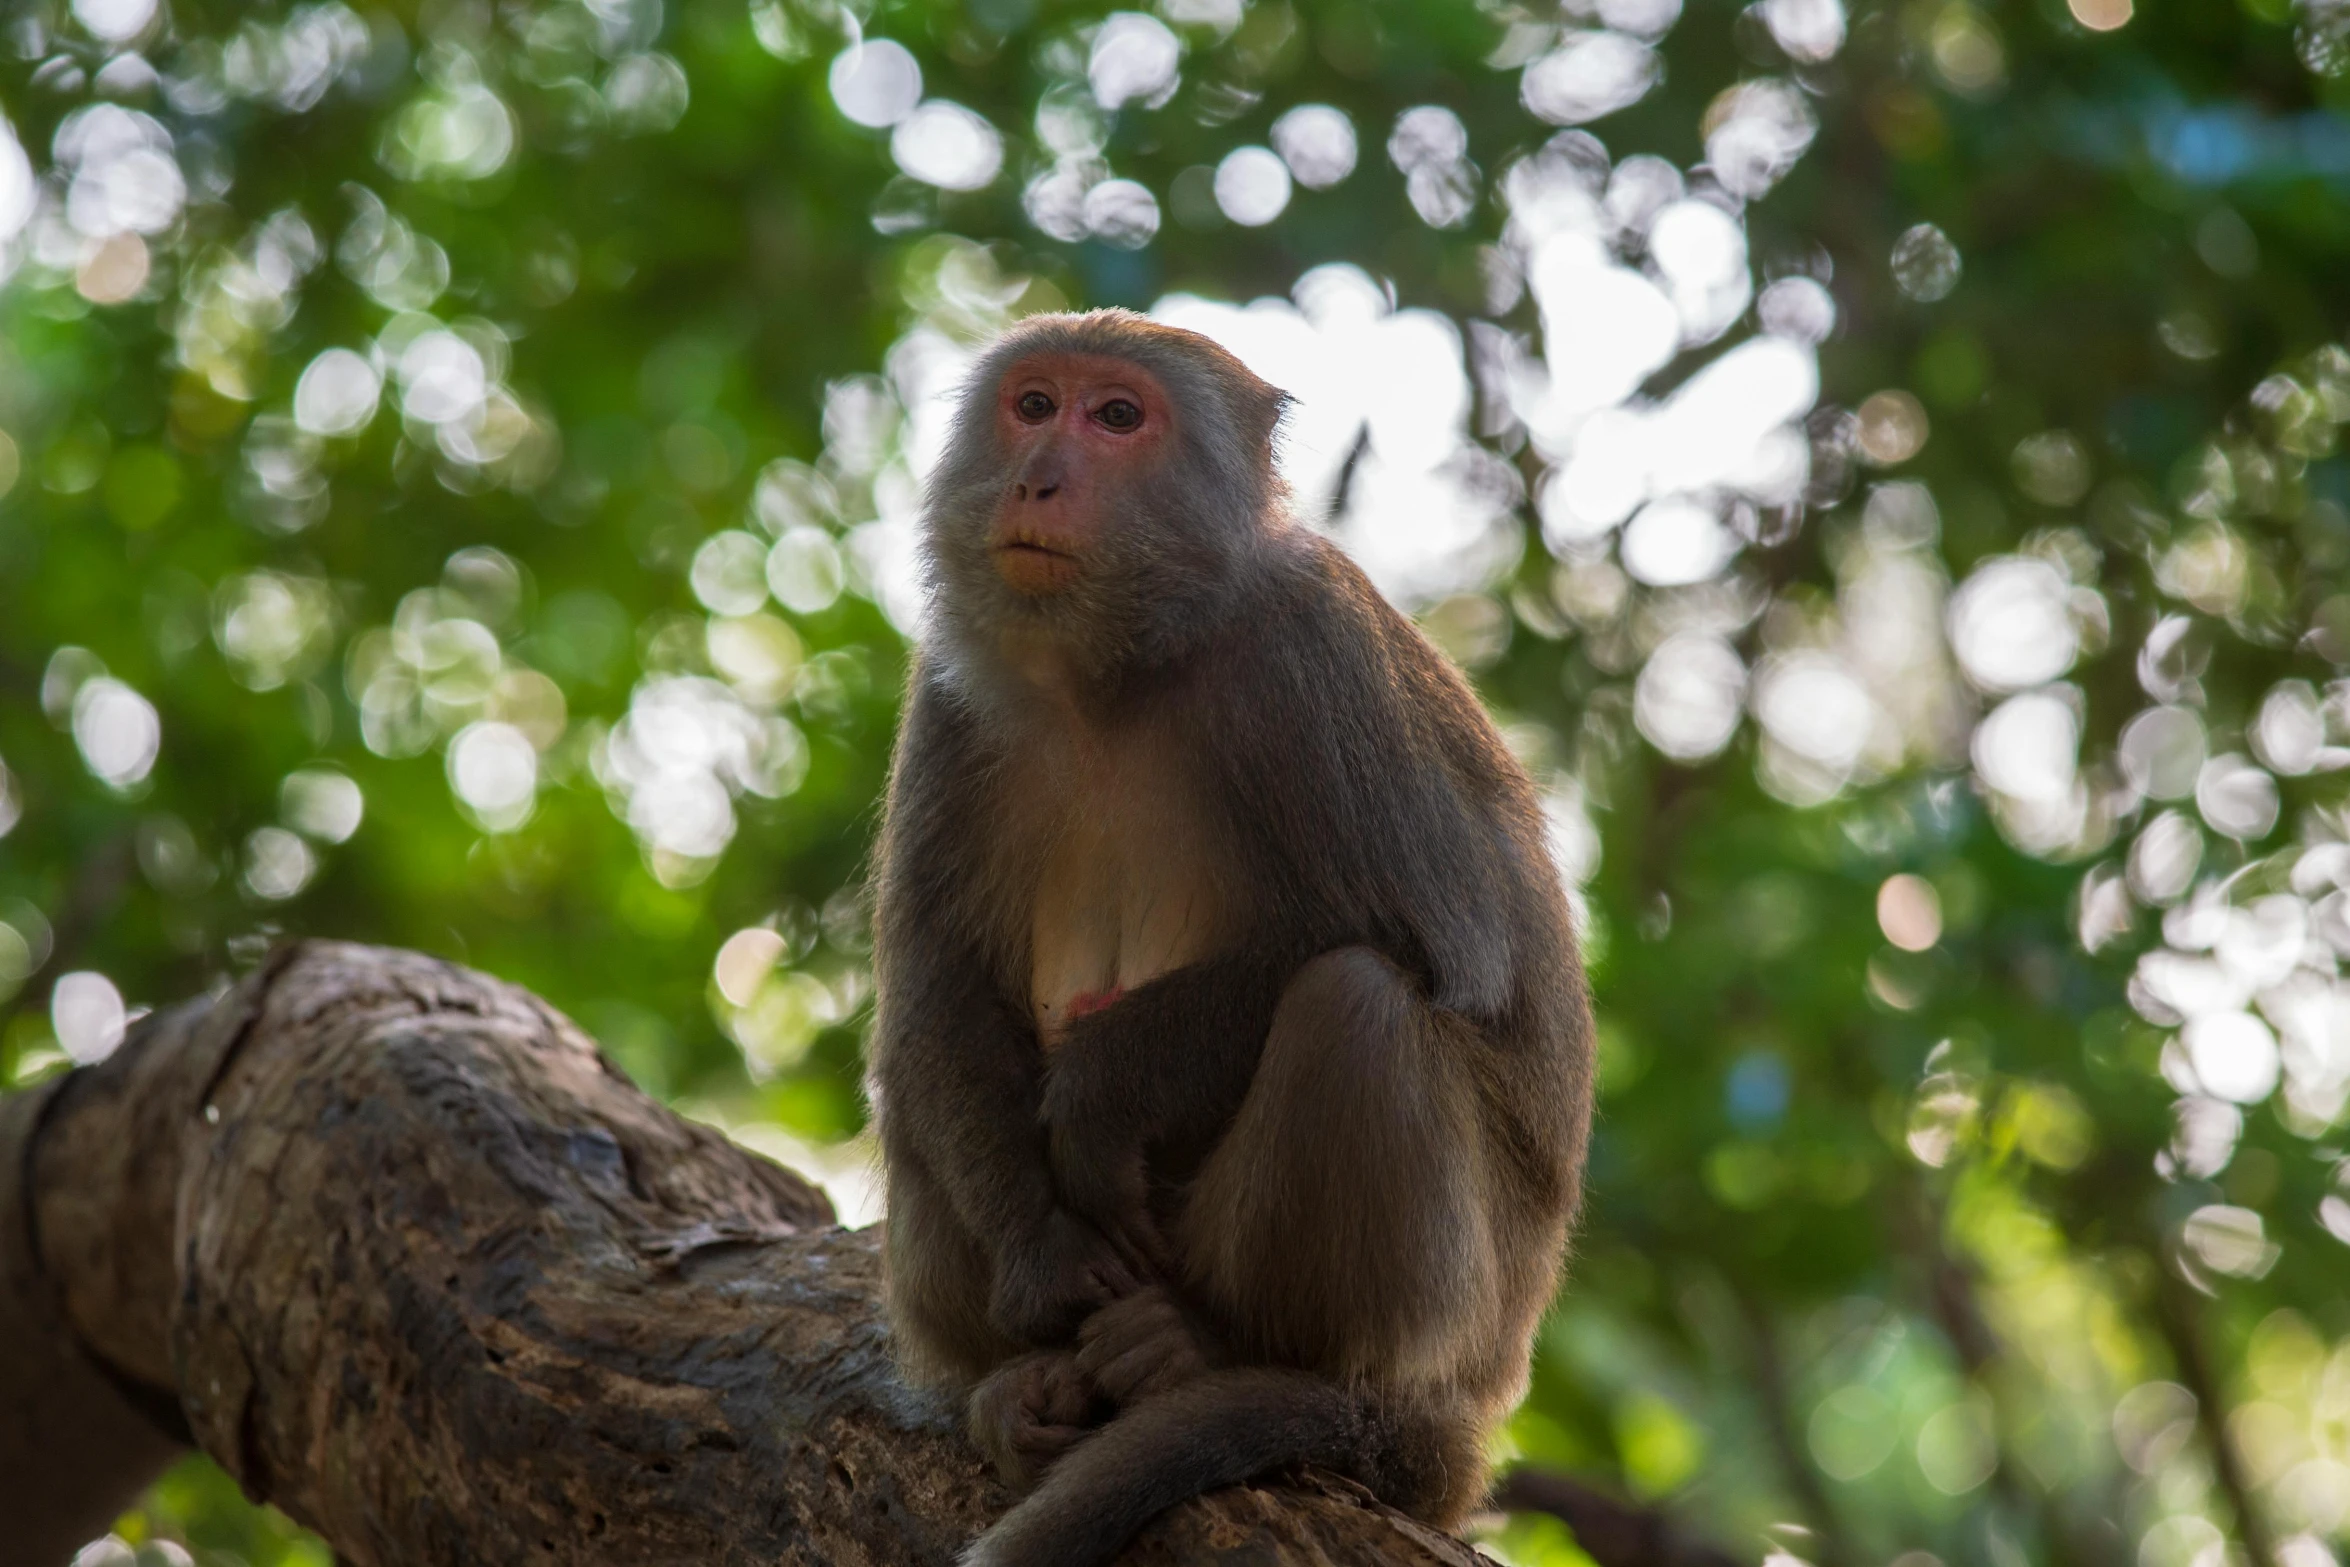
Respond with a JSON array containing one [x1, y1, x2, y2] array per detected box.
[[987, 1207, 1139, 1346], [968, 1350, 1099, 1489], [1042, 1038, 1175, 1279], [1075, 1286, 1218, 1408], [1044, 1115, 1176, 1283]]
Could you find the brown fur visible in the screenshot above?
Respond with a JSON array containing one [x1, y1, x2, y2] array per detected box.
[[864, 310, 1594, 1567]]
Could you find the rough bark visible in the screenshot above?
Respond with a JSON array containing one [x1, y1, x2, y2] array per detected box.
[[0, 940, 1500, 1567]]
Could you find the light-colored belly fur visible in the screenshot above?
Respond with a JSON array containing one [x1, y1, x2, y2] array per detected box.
[[1025, 739, 1226, 1047]]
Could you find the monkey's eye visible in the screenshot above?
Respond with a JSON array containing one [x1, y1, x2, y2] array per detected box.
[[1015, 391, 1055, 422], [1095, 398, 1143, 433]]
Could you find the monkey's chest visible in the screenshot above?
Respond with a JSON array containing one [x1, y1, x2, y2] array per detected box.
[[1028, 802, 1226, 1049]]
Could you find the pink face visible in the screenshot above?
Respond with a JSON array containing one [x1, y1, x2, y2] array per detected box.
[[988, 351, 1173, 596]]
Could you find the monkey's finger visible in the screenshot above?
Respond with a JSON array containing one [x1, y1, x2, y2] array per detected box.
[[1073, 1322, 1164, 1384], [1074, 1291, 1183, 1377], [1012, 1422, 1092, 1458], [1028, 1369, 1093, 1428], [1113, 1211, 1179, 1283], [1087, 1338, 1202, 1406], [1086, 1251, 1142, 1301], [1078, 1202, 1155, 1285], [1071, 1326, 1124, 1383]]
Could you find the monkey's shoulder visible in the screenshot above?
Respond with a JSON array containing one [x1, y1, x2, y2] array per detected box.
[[1206, 535, 1530, 803]]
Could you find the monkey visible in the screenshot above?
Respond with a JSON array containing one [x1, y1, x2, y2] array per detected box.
[[863, 308, 1593, 1567]]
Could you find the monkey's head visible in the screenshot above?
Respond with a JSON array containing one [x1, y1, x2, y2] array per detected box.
[[922, 310, 1291, 678]]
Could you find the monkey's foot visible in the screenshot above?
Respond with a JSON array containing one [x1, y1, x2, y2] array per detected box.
[[968, 1350, 1099, 1489], [1075, 1286, 1216, 1407]]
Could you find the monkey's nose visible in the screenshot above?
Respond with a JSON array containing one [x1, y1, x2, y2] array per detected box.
[[1014, 480, 1061, 502]]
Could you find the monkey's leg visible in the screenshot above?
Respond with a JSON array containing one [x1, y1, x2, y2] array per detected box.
[[981, 945, 1509, 1559], [1174, 945, 1498, 1522]]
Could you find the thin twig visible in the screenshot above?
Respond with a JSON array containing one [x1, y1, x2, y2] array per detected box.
[[0, 835, 133, 1046], [2154, 1270, 2276, 1567], [1899, 1177, 2126, 1567], [1734, 1290, 1853, 1567]]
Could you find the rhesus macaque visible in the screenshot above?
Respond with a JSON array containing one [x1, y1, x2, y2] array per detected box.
[[866, 309, 1593, 1567]]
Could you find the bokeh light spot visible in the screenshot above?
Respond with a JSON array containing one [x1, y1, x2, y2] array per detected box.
[[2119, 706, 2206, 801], [605, 53, 691, 135], [2183, 1012, 2281, 1104], [892, 102, 1004, 191], [715, 927, 787, 1008], [1634, 634, 1746, 761], [1758, 277, 1836, 343], [1855, 389, 1928, 465], [1083, 179, 1161, 248], [1891, 223, 1962, 302], [1271, 105, 1357, 188], [282, 769, 365, 844], [243, 825, 317, 901], [52, 970, 127, 1065], [2182, 1203, 2278, 1277], [1521, 32, 1661, 126], [1762, 0, 1848, 61], [1972, 688, 2080, 804], [1088, 13, 1181, 110], [2012, 429, 2091, 506], [829, 40, 922, 128], [2196, 753, 2279, 841], [1947, 556, 2077, 692], [72, 677, 161, 790], [448, 720, 539, 832], [75, 233, 150, 304], [72, 0, 156, 42], [1620, 496, 1735, 586], [1917, 1398, 1997, 1494], [1809, 1385, 1898, 1481], [295, 347, 383, 437], [1878, 874, 1943, 951], [692, 530, 774, 617], [1214, 146, 1291, 226]]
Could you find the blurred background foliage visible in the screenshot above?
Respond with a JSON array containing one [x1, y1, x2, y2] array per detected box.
[[2, 0, 2348, 1565]]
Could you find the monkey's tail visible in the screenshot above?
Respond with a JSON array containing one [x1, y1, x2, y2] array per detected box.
[[962, 1368, 1418, 1567]]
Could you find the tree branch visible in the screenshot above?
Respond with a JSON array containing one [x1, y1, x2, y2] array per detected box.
[[0, 941, 1496, 1567], [1489, 1469, 1745, 1567]]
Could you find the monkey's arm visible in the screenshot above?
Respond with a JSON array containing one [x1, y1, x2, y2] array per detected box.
[[1038, 954, 1294, 1252], [872, 952, 1056, 1242], [873, 952, 1143, 1341], [871, 674, 1140, 1343], [1226, 548, 1526, 1015]]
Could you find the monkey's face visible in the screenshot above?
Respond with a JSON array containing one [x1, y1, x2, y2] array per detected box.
[[985, 352, 1174, 598]]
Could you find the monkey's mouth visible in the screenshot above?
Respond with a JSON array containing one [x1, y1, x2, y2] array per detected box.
[[992, 538, 1083, 594]]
